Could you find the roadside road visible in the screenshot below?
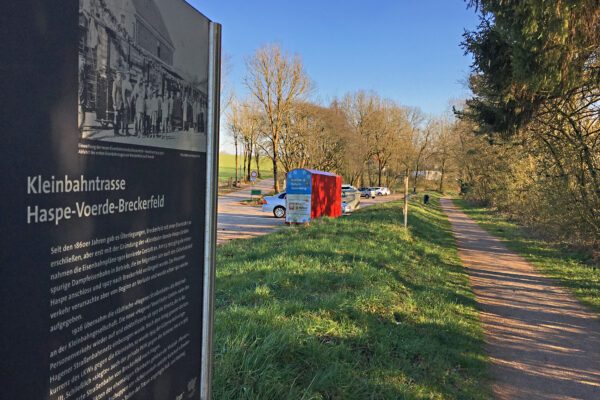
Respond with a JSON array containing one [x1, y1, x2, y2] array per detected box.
[[217, 179, 283, 245], [217, 183, 404, 245], [441, 198, 600, 400]]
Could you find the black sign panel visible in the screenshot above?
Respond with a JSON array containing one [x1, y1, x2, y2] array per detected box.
[[1, 1, 217, 399]]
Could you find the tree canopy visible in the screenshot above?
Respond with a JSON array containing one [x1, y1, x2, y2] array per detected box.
[[462, 0, 599, 135], [459, 0, 600, 246]]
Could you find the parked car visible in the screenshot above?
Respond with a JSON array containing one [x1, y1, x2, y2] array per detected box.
[[359, 187, 376, 198], [379, 187, 391, 196], [261, 192, 286, 218], [371, 186, 390, 196], [342, 184, 361, 211]]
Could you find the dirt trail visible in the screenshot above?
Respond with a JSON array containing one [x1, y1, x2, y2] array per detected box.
[[440, 199, 600, 400]]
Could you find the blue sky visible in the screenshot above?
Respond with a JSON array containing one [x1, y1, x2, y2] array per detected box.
[[190, 1, 480, 149]]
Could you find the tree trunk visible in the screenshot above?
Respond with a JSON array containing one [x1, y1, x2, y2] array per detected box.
[[438, 161, 446, 193], [242, 147, 248, 181], [234, 136, 239, 184], [246, 142, 253, 182], [273, 157, 279, 192], [413, 162, 419, 193], [272, 135, 280, 192], [355, 171, 362, 187], [255, 146, 261, 178]]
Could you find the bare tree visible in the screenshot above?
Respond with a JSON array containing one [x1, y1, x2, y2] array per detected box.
[[226, 98, 243, 184], [220, 53, 235, 116], [339, 91, 380, 187], [228, 99, 263, 182], [412, 117, 433, 192], [277, 102, 349, 174], [370, 101, 412, 186], [429, 116, 458, 193], [241, 103, 262, 181], [244, 45, 311, 191]]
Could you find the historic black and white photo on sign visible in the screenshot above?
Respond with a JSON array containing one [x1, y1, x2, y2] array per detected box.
[[78, 0, 209, 152]]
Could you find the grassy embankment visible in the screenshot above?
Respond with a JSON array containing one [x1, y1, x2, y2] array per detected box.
[[455, 199, 600, 313], [213, 194, 492, 399], [218, 153, 273, 184]]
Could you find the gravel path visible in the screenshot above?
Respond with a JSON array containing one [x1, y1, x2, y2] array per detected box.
[[441, 198, 600, 400]]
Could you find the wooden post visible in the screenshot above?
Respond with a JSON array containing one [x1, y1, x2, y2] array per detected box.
[[404, 174, 409, 228]]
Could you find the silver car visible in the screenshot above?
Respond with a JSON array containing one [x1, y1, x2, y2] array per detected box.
[[359, 187, 376, 198]]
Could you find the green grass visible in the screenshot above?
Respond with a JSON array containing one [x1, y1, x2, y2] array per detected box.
[[454, 198, 600, 313], [213, 194, 491, 399], [219, 153, 273, 183]]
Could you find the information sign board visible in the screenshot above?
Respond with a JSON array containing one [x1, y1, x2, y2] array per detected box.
[[0, 1, 221, 399], [286, 169, 312, 223]]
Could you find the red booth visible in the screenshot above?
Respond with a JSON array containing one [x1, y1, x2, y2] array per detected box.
[[286, 169, 342, 223]]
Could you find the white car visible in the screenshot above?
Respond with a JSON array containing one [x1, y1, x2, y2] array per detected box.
[[261, 192, 287, 218], [371, 186, 390, 196], [262, 192, 352, 218]]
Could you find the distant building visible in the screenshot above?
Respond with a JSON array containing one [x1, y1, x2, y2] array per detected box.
[[106, 0, 175, 66], [79, 0, 206, 132], [412, 170, 442, 181]]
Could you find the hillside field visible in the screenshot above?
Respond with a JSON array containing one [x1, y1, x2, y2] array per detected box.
[[219, 153, 273, 183]]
